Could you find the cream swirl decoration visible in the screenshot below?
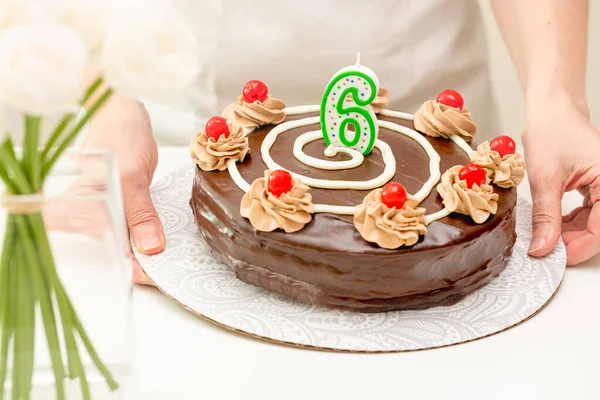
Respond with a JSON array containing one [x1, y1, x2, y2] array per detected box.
[[223, 95, 286, 130], [354, 190, 427, 249], [414, 100, 476, 141], [225, 105, 472, 220], [436, 166, 498, 224], [189, 123, 249, 172], [469, 142, 525, 188], [240, 171, 314, 233]]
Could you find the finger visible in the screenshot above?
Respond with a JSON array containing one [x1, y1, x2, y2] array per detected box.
[[577, 186, 592, 206], [565, 202, 600, 266], [123, 179, 165, 255], [562, 206, 586, 224], [131, 251, 155, 286], [133, 260, 154, 286], [566, 232, 600, 266], [528, 175, 563, 257], [562, 207, 590, 232], [562, 229, 586, 246], [125, 238, 155, 286]]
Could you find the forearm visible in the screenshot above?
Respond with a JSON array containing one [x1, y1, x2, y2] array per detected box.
[[490, 0, 589, 114]]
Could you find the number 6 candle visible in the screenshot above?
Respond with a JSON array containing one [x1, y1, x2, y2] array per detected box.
[[320, 54, 380, 155]]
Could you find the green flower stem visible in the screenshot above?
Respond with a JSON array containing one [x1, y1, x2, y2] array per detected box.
[[14, 215, 66, 400], [81, 77, 104, 106], [28, 216, 92, 399], [14, 242, 35, 398], [0, 141, 33, 194], [41, 77, 104, 161], [0, 217, 15, 400], [0, 161, 17, 196], [57, 293, 78, 379], [47, 258, 92, 399], [43, 88, 113, 179], [7, 247, 17, 400], [40, 114, 75, 160], [0, 214, 14, 326], [22, 115, 42, 191], [0, 292, 12, 400], [55, 287, 91, 400], [0, 76, 119, 398], [28, 213, 118, 392], [65, 333, 91, 400], [68, 299, 119, 391]]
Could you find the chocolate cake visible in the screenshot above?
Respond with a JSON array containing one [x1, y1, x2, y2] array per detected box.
[[189, 71, 525, 313]]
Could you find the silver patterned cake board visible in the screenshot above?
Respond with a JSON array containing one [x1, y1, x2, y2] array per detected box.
[[136, 163, 567, 353]]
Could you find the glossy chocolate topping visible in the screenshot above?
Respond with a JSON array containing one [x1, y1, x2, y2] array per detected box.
[[190, 113, 517, 312]]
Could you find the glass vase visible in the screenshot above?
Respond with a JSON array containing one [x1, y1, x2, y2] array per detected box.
[[0, 150, 132, 400]]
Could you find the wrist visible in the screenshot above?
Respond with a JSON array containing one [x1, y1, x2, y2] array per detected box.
[[525, 82, 589, 119], [525, 86, 590, 119]]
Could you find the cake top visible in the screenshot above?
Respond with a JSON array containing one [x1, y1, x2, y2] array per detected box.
[[190, 57, 525, 249]]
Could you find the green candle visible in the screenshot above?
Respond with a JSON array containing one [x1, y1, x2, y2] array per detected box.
[[320, 54, 380, 155]]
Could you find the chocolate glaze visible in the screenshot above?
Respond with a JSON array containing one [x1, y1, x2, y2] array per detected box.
[[190, 113, 517, 312]]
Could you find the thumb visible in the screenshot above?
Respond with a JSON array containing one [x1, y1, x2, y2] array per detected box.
[[528, 175, 563, 257], [125, 185, 165, 255]]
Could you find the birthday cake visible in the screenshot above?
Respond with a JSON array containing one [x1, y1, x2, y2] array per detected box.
[[189, 61, 525, 312]]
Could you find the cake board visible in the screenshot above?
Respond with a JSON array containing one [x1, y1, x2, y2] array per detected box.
[[135, 163, 566, 353]]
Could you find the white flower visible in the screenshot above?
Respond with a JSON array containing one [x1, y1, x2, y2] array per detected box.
[[0, 24, 88, 116], [61, 0, 114, 53], [100, 0, 200, 101], [0, 0, 111, 53], [0, 0, 68, 28], [0, 3, 7, 29], [0, 103, 8, 144]]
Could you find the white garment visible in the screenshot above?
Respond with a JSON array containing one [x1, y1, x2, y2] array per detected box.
[[149, 0, 499, 145]]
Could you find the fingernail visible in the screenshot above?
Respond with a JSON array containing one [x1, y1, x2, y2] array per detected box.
[[529, 237, 546, 254], [138, 234, 163, 252]]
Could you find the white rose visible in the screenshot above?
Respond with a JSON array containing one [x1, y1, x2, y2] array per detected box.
[[0, 24, 88, 116], [0, 0, 68, 28], [0, 102, 8, 144], [100, 0, 200, 101], [0, 0, 109, 52], [0, 3, 7, 29], [57, 0, 116, 54]]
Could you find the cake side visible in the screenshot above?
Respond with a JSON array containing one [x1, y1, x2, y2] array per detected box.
[[191, 166, 516, 312]]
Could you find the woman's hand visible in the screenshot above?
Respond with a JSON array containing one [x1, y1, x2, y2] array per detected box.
[[83, 92, 163, 285], [524, 95, 600, 265]]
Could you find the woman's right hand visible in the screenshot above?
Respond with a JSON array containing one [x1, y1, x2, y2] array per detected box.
[[83, 91, 163, 286]]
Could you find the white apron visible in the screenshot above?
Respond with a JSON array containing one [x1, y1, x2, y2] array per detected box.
[[149, 0, 500, 145]]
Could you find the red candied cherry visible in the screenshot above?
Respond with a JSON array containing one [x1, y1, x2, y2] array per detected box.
[[242, 80, 269, 103], [381, 182, 408, 209], [205, 116, 230, 140], [490, 135, 516, 158], [436, 89, 464, 110], [268, 170, 294, 197], [458, 164, 487, 189]]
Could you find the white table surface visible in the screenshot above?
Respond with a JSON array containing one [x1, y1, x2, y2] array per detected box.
[[132, 147, 600, 400]]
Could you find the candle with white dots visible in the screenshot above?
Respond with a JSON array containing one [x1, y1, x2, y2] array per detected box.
[[319, 54, 380, 155]]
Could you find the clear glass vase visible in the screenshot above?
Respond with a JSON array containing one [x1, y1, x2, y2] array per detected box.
[[0, 150, 132, 400]]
